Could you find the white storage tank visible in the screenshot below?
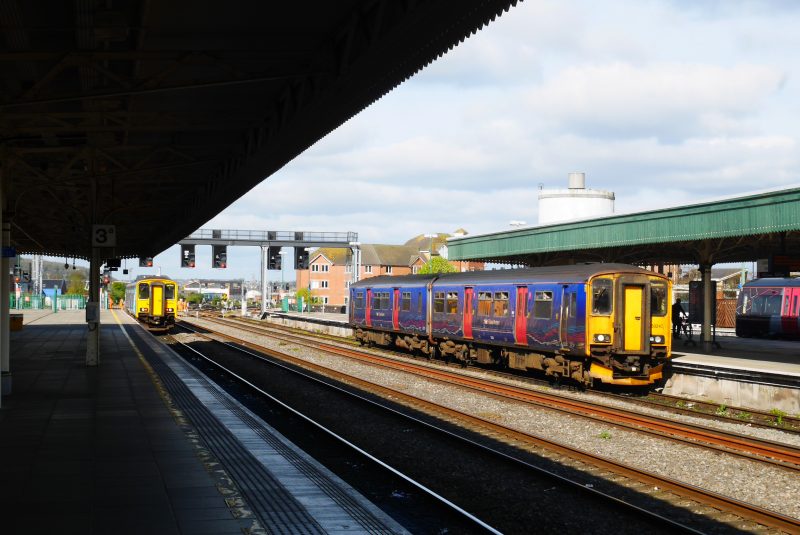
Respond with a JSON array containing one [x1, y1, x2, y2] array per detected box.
[[537, 173, 615, 224]]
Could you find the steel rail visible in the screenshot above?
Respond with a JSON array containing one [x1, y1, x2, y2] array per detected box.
[[174, 320, 800, 534], [172, 323, 702, 534], [196, 315, 800, 470]]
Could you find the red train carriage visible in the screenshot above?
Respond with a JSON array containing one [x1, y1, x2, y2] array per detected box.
[[736, 278, 800, 338]]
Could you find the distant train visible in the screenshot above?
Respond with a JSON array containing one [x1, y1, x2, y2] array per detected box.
[[349, 264, 672, 387], [125, 277, 178, 330], [736, 278, 800, 338]]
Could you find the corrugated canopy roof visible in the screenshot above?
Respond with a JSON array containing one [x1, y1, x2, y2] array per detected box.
[[448, 187, 800, 266]]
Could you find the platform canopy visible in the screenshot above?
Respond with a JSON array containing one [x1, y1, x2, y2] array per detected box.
[[448, 187, 800, 267], [0, 0, 518, 260]]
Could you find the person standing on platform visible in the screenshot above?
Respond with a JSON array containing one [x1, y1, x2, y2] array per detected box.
[[672, 298, 685, 338]]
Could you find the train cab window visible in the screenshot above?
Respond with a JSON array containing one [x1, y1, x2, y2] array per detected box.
[[752, 291, 782, 315], [492, 292, 509, 317], [401, 292, 411, 312], [591, 279, 612, 315], [138, 283, 149, 299], [533, 291, 553, 319], [650, 282, 667, 316], [446, 292, 459, 314], [433, 292, 445, 313], [477, 292, 492, 316], [165, 284, 175, 300]]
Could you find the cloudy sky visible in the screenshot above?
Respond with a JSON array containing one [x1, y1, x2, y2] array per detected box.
[[124, 0, 800, 282]]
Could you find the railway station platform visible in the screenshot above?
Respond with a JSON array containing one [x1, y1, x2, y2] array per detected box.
[[0, 309, 406, 534]]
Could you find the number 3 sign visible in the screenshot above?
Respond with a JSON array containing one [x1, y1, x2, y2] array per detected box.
[[92, 225, 117, 247]]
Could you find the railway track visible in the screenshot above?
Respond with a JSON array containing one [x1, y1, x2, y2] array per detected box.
[[176, 316, 800, 532], [189, 314, 800, 469], [206, 312, 800, 434], [167, 323, 695, 534]]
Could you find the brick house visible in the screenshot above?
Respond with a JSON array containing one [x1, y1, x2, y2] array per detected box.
[[296, 230, 484, 307]]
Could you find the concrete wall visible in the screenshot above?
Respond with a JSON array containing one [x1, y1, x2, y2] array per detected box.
[[265, 314, 353, 338], [664, 373, 799, 414]]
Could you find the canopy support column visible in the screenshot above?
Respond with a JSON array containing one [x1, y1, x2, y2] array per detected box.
[[0, 173, 8, 403], [700, 263, 713, 353]]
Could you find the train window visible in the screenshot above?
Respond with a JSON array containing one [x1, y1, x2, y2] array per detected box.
[[433, 292, 445, 313], [165, 284, 175, 300], [533, 291, 553, 319], [402, 292, 411, 311], [477, 292, 492, 316], [592, 279, 612, 315], [355, 293, 364, 309], [418, 294, 423, 314], [650, 282, 667, 316], [784, 297, 791, 315], [493, 292, 509, 317], [372, 293, 380, 310], [382, 292, 391, 310], [569, 292, 577, 318], [138, 283, 149, 299], [446, 292, 459, 314]]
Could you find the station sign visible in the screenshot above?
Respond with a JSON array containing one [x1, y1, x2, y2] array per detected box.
[[92, 225, 117, 247]]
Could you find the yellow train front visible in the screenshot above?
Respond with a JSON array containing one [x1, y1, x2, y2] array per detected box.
[[125, 277, 178, 331]]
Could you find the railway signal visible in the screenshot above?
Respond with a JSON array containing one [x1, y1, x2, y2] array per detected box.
[[180, 244, 196, 268], [267, 246, 281, 270], [139, 257, 153, 267], [212, 245, 227, 268], [294, 247, 309, 270]]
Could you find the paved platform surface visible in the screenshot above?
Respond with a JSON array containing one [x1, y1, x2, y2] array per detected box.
[[1, 309, 405, 534]]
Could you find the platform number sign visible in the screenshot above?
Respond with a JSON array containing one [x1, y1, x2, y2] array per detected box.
[[91, 224, 117, 247]]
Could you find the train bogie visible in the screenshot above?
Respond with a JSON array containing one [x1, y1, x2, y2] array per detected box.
[[349, 265, 672, 388]]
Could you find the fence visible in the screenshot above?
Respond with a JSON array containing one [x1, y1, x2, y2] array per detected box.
[[9, 294, 87, 310]]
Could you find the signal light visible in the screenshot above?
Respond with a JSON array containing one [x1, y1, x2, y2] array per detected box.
[[294, 248, 309, 270], [212, 245, 227, 269], [139, 257, 153, 267], [267, 246, 282, 270], [180, 244, 196, 268]]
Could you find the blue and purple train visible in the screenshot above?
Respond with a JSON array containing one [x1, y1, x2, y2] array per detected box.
[[349, 264, 673, 387]]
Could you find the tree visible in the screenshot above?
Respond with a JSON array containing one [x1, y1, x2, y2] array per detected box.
[[418, 256, 457, 274], [110, 282, 126, 303], [67, 271, 85, 294], [186, 292, 203, 305]]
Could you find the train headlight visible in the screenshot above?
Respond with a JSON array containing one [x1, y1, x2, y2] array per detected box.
[[649, 335, 664, 344], [166, 308, 174, 313], [593, 334, 611, 343], [140, 307, 148, 312]]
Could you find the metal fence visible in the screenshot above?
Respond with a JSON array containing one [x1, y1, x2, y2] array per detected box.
[[10, 294, 87, 310], [184, 229, 358, 243]]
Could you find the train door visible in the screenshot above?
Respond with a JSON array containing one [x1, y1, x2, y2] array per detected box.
[[463, 287, 474, 339], [151, 284, 164, 318], [623, 285, 644, 351], [514, 286, 528, 345], [365, 289, 372, 327], [393, 288, 400, 330], [559, 286, 578, 348]]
